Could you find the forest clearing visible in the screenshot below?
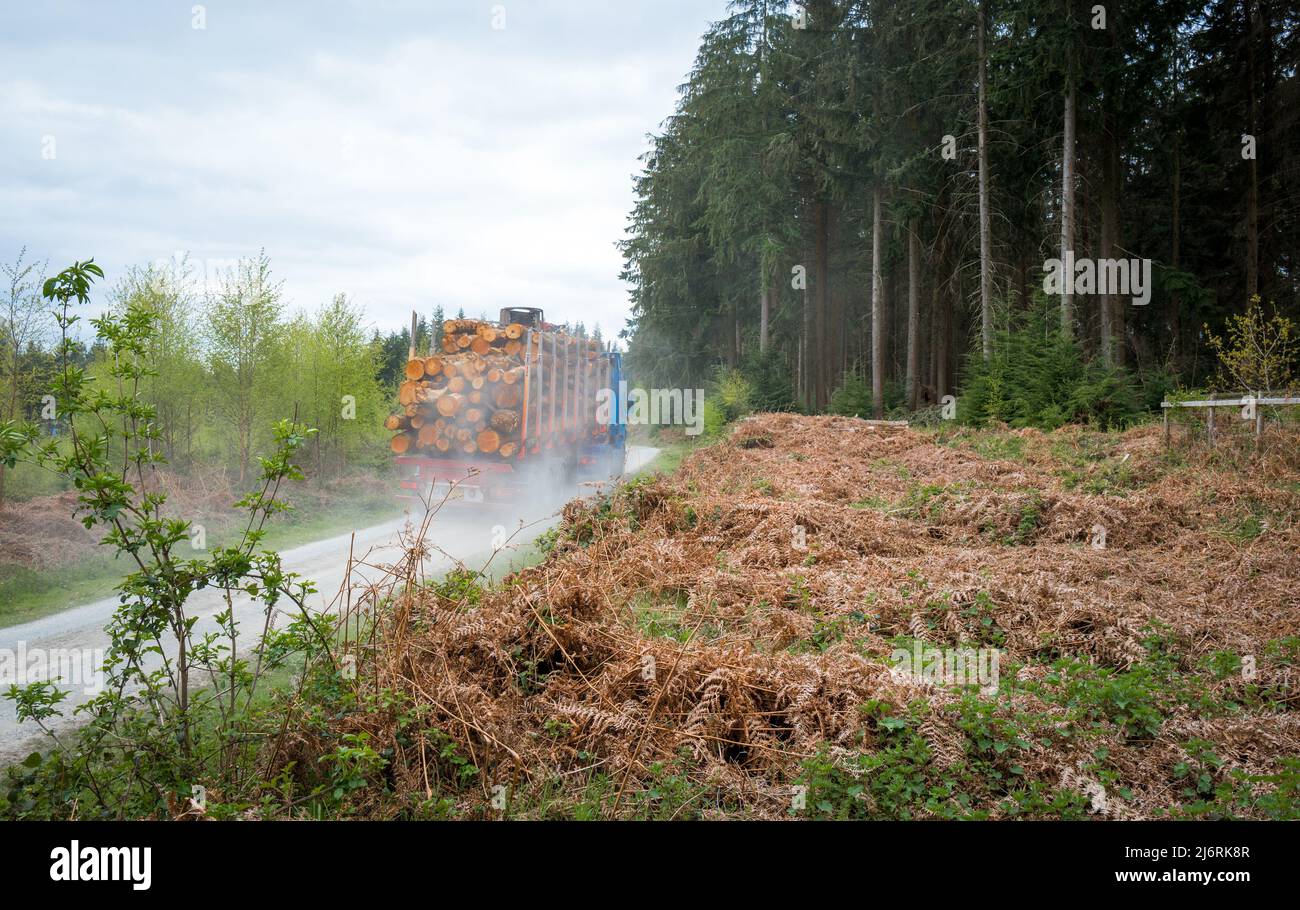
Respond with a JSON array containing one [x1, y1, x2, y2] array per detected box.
[[256, 413, 1298, 820]]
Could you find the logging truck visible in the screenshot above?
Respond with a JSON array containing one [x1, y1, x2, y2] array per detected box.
[[386, 307, 627, 510]]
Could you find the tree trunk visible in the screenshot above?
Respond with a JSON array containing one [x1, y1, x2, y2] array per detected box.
[[871, 185, 884, 419], [801, 241, 813, 410], [1243, 0, 1260, 299], [733, 308, 741, 365], [906, 219, 921, 411], [931, 229, 949, 400], [1060, 77, 1077, 339], [1170, 133, 1182, 366], [977, 0, 994, 359], [814, 200, 830, 409], [1099, 114, 1119, 367], [942, 252, 959, 399]]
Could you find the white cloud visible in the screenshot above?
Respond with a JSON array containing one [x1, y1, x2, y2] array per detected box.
[[0, 1, 725, 339]]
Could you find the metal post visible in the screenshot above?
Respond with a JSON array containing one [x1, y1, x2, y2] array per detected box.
[[521, 329, 533, 450], [532, 333, 542, 448], [548, 332, 558, 442]]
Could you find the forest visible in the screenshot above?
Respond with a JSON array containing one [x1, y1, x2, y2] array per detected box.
[[620, 0, 1299, 421]]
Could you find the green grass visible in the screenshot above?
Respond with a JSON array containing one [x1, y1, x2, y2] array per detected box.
[[631, 437, 700, 479], [0, 460, 74, 502], [0, 552, 132, 627]]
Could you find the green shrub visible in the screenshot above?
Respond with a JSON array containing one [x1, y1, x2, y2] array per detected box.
[[827, 370, 907, 417], [699, 367, 753, 438], [702, 398, 728, 437], [828, 371, 872, 416], [739, 348, 800, 413], [714, 368, 753, 421], [959, 307, 1143, 430]]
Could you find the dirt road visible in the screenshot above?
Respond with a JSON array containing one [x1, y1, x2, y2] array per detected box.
[[0, 446, 659, 763]]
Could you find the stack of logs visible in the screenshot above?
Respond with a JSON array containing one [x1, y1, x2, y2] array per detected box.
[[386, 318, 606, 459]]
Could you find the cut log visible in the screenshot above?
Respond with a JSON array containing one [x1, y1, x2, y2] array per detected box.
[[471, 336, 492, 356], [505, 340, 523, 357], [384, 414, 405, 431], [423, 356, 443, 378], [390, 433, 414, 455], [405, 359, 426, 381], [447, 376, 467, 393], [436, 393, 465, 417], [477, 325, 498, 343], [491, 409, 520, 433], [499, 442, 518, 458], [476, 429, 501, 454], [494, 385, 522, 408], [504, 323, 524, 340]]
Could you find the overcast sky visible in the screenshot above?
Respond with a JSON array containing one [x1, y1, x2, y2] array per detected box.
[[1, 0, 727, 341]]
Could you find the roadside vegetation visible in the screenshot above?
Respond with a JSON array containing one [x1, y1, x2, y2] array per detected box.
[[7, 294, 1295, 817], [0, 250, 417, 624]]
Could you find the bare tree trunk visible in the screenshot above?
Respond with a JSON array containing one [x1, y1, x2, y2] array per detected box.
[[1060, 77, 1077, 339], [733, 308, 741, 365], [1099, 120, 1118, 367], [1017, 252, 1029, 313], [942, 251, 959, 399], [1170, 134, 1182, 366], [977, 0, 993, 359], [814, 200, 830, 409], [931, 229, 948, 399], [759, 283, 769, 354], [906, 219, 921, 411], [871, 184, 884, 419], [801, 242, 812, 410], [1244, 0, 1260, 299]]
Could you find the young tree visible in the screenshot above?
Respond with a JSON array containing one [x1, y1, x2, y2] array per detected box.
[[205, 251, 283, 483], [111, 262, 207, 463], [0, 249, 48, 507]]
